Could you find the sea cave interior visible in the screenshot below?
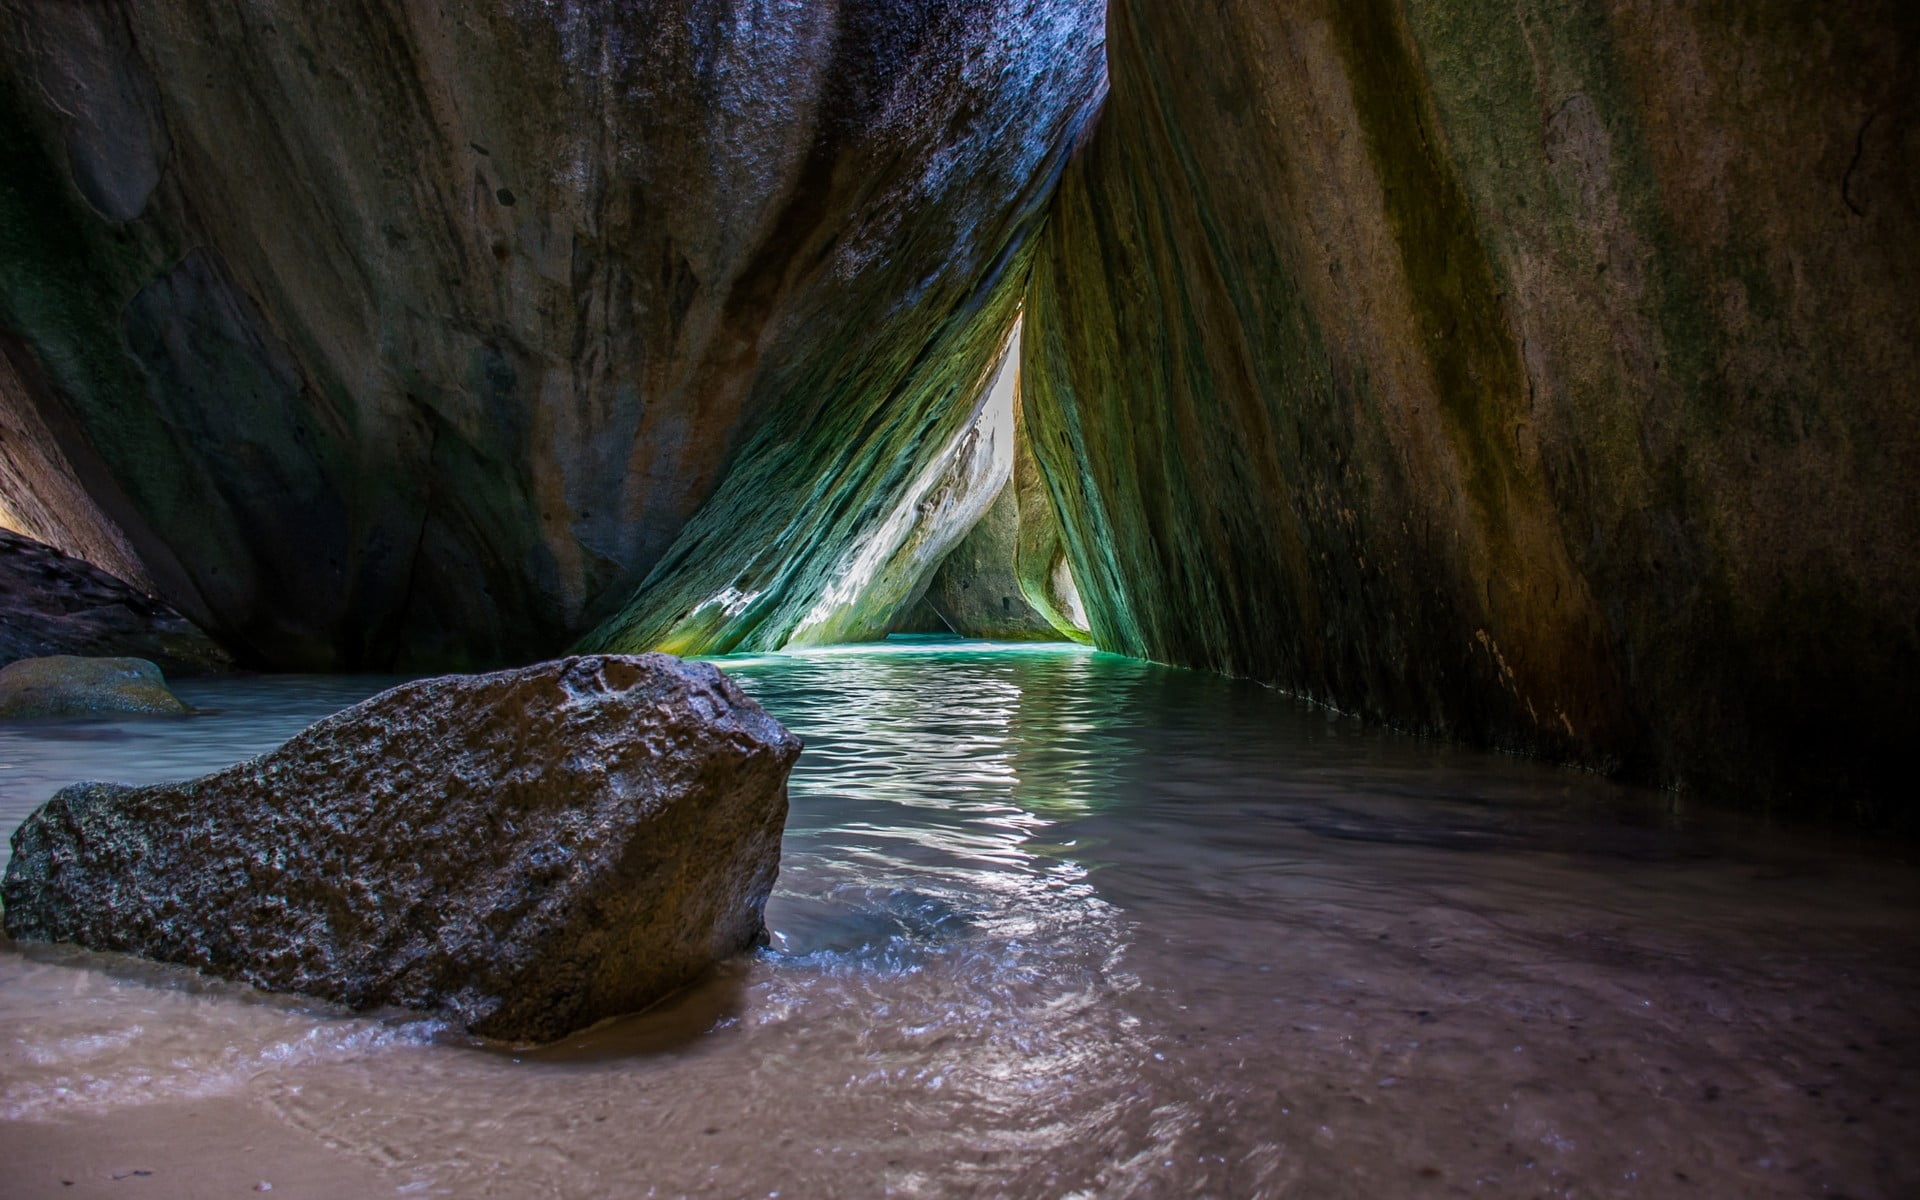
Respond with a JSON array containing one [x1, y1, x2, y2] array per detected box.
[[0, 2, 1916, 1197]]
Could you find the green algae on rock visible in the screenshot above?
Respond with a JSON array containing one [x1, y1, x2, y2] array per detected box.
[[0, 0, 1107, 670], [924, 484, 1060, 641], [923, 419, 1093, 643], [683, 329, 1023, 653], [0, 655, 188, 718], [1023, 0, 1920, 820]]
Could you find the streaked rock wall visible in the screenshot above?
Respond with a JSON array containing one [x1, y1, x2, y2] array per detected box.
[[1024, 0, 1919, 819], [0, 0, 1106, 668]]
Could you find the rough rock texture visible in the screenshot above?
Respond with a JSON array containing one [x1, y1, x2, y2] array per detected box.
[[0, 654, 188, 718], [911, 345, 1088, 643], [1002, 387, 1091, 642], [1007, 410, 1092, 644], [778, 335, 1019, 649], [0, 0, 1107, 669], [2, 654, 801, 1042], [0, 528, 229, 673], [1025, 1, 1920, 820], [925, 484, 1064, 640]]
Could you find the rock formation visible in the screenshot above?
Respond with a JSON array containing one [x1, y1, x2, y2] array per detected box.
[[5, 0, 1913, 822], [0, 0, 1106, 669], [0, 528, 230, 673], [0, 654, 188, 718], [2, 654, 802, 1043], [763, 334, 1019, 649], [1023, 0, 1920, 820], [926, 380, 1091, 641], [926, 486, 1065, 641]]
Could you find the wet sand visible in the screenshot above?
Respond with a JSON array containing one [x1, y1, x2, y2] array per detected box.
[[1, 1094, 392, 1199], [2, 643, 1915, 1197]]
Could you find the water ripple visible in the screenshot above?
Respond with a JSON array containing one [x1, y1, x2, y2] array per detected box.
[[0, 639, 1915, 1197]]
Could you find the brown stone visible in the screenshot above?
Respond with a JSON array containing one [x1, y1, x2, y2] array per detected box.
[[0, 528, 230, 674], [1023, 0, 1920, 820], [1, 654, 801, 1043]]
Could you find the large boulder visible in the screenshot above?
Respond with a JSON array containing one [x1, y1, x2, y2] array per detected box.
[[0, 654, 188, 718], [921, 344, 1091, 643], [0, 0, 1106, 669], [0, 528, 231, 674], [1, 654, 801, 1043], [1024, 0, 1920, 820]]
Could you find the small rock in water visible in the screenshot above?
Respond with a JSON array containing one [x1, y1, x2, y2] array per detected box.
[[0, 655, 190, 718], [1, 654, 801, 1043]]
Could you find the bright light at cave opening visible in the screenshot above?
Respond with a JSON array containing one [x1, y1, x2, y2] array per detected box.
[[784, 320, 1024, 645]]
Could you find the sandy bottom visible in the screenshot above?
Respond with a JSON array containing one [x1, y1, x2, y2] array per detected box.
[[2, 1095, 393, 1198], [2, 644, 1915, 1198]]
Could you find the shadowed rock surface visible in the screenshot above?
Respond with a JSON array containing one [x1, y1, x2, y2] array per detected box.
[[925, 484, 1062, 640], [0, 528, 230, 674], [1005, 394, 1092, 644], [0, 654, 188, 718], [1024, 0, 1920, 821], [0, 0, 1106, 669], [1, 654, 801, 1042]]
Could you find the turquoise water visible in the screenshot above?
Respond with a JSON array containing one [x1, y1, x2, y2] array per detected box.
[[2, 640, 1916, 1197]]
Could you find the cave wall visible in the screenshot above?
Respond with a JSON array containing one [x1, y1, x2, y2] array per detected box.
[[1024, 0, 1920, 819], [924, 349, 1091, 642], [778, 333, 1017, 649], [925, 483, 1067, 641], [0, 0, 1106, 669]]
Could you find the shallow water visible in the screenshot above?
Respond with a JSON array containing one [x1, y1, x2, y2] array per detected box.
[[1, 640, 1916, 1197]]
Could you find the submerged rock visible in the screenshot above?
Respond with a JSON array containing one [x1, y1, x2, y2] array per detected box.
[[0, 529, 231, 674], [0, 655, 188, 718], [1, 654, 801, 1043]]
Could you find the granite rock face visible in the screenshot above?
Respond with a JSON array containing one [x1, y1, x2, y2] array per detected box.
[[0, 654, 188, 718], [926, 484, 1066, 641], [1025, 1, 1920, 819], [2, 654, 801, 1042], [776, 334, 1020, 649], [1005, 398, 1092, 644], [0, 0, 1106, 669], [0, 528, 230, 674]]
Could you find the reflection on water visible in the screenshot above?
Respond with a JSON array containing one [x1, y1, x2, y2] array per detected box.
[[1, 640, 1916, 1197]]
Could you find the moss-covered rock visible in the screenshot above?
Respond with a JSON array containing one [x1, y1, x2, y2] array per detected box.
[[925, 482, 1058, 641], [0, 0, 1106, 669], [1024, 0, 1920, 821], [0, 655, 188, 718], [678, 331, 1021, 653], [924, 374, 1093, 643]]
